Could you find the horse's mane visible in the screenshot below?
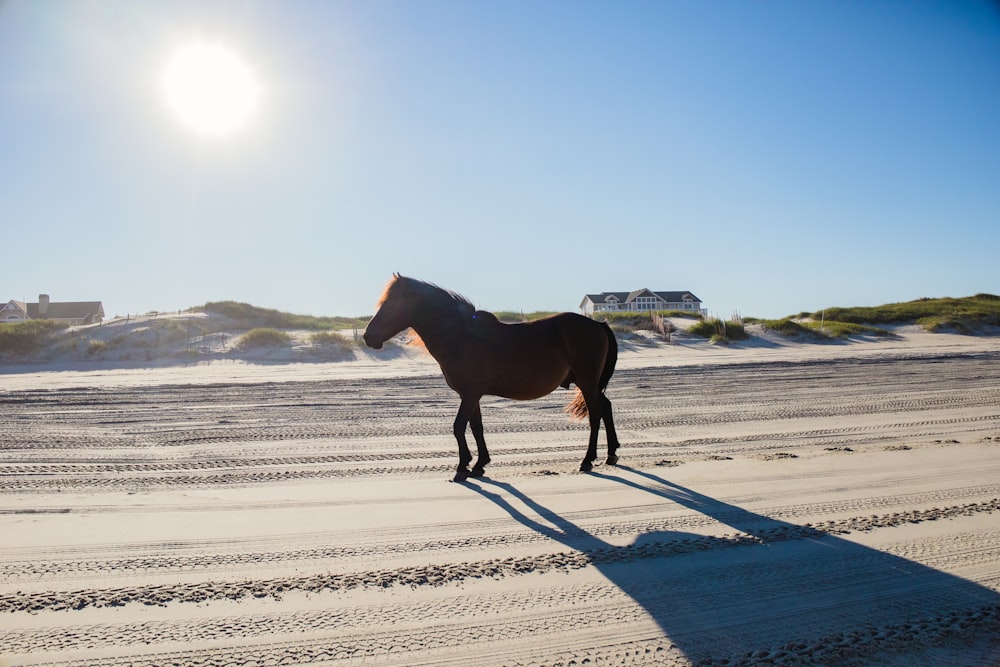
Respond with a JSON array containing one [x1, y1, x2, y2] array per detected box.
[[377, 275, 476, 349], [378, 275, 474, 311]]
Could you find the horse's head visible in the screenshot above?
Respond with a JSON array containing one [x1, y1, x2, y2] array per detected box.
[[364, 274, 474, 350], [363, 273, 414, 349]]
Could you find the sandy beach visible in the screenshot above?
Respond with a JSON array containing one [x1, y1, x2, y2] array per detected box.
[[2, 329, 999, 666]]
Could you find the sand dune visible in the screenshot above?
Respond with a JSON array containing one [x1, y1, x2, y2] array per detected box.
[[2, 330, 999, 665]]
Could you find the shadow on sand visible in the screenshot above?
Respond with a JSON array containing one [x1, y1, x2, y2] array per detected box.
[[464, 467, 1000, 665]]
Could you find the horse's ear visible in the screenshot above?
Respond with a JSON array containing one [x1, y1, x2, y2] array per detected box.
[[393, 272, 400, 279]]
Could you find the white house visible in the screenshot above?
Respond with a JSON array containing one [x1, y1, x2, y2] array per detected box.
[[580, 289, 705, 316], [1, 294, 105, 325]]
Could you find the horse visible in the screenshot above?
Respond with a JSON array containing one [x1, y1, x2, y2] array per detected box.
[[363, 274, 621, 481]]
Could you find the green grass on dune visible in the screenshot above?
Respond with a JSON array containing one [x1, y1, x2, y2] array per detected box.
[[200, 301, 369, 330], [811, 294, 1000, 334]]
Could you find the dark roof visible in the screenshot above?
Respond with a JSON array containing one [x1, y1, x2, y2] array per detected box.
[[583, 290, 702, 304], [26, 301, 105, 321]]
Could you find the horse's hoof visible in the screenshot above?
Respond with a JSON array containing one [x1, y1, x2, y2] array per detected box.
[[606, 454, 619, 466], [453, 469, 470, 482], [579, 461, 593, 473], [469, 467, 486, 478]]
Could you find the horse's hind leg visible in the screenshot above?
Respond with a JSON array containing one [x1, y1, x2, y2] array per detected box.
[[579, 389, 602, 473], [468, 404, 491, 477], [579, 391, 620, 471], [602, 394, 621, 466]]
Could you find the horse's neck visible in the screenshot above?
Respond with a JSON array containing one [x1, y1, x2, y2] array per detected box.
[[410, 307, 463, 358]]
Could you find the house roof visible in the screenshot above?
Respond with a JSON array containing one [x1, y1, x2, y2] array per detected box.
[[26, 301, 105, 321], [582, 290, 702, 305]]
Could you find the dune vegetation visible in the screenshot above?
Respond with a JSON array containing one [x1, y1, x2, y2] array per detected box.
[[234, 328, 292, 350], [0, 320, 68, 355], [1, 294, 996, 362], [591, 309, 701, 332], [200, 301, 368, 331], [808, 294, 1000, 334]]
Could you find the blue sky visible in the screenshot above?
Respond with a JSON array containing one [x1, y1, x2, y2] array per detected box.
[[2, 1, 998, 320]]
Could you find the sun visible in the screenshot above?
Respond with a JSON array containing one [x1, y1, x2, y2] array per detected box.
[[161, 43, 261, 137]]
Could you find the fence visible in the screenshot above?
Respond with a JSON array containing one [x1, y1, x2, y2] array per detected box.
[[650, 312, 672, 342]]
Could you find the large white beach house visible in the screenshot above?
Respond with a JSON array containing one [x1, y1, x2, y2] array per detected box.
[[580, 289, 705, 316]]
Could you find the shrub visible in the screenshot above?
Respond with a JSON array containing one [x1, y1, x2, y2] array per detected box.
[[763, 318, 897, 340], [309, 330, 351, 352], [0, 320, 68, 355], [725, 320, 748, 340], [494, 310, 559, 323], [801, 321, 896, 339], [202, 301, 367, 331], [593, 310, 702, 334], [235, 328, 292, 350], [688, 318, 748, 342], [918, 316, 975, 334], [813, 294, 1000, 331], [687, 319, 718, 338], [149, 318, 204, 343], [106, 334, 128, 349], [600, 315, 654, 333], [761, 318, 813, 337]]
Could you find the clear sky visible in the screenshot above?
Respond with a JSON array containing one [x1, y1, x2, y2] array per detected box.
[[2, 1, 998, 320]]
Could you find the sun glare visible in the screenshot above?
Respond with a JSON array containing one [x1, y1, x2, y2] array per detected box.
[[162, 43, 261, 137]]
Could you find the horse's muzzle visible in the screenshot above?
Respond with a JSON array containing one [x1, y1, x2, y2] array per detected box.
[[362, 331, 382, 349]]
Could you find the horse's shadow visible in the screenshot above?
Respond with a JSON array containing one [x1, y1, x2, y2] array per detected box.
[[464, 467, 1000, 664]]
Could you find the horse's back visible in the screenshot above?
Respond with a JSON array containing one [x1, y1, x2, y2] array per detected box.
[[515, 313, 612, 377], [541, 312, 609, 345], [514, 311, 602, 334], [453, 312, 609, 400]]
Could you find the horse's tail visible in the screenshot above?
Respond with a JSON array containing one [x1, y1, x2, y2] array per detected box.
[[566, 322, 618, 420]]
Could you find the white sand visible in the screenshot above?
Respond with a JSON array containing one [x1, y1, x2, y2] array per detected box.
[[1, 329, 999, 666]]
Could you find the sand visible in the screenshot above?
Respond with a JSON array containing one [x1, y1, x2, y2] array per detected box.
[[2, 329, 999, 666]]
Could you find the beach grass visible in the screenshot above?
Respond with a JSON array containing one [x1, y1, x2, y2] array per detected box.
[[0, 320, 68, 355], [235, 328, 292, 350], [201, 301, 368, 331], [813, 294, 1000, 332]]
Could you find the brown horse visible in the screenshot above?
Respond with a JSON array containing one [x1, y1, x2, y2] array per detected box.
[[363, 274, 620, 481]]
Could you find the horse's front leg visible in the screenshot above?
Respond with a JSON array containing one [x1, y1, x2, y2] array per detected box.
[[468, 403, 491, 477], [580, 410, 602, 472], [452, 397, 479, 482]]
